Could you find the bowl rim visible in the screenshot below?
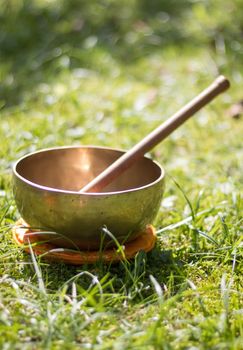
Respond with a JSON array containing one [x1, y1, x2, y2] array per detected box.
[[13, 145, 165, 196]]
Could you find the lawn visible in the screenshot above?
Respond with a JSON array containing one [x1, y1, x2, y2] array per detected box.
[[0, 1, 242, 349]]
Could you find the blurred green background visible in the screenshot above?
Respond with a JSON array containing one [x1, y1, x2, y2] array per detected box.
[[0, 0, 242, 107]]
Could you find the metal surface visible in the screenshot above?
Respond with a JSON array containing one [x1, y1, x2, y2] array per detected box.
[[13, 146, 165, 250]]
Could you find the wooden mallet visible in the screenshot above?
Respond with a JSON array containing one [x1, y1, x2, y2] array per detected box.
[[80, 76, 230, 193]]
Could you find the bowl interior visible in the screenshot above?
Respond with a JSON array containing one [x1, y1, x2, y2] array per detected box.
[[15, 146, 163, 193]]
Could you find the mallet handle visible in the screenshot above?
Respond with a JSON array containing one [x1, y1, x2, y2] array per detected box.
[[80, 75, 230, 193]]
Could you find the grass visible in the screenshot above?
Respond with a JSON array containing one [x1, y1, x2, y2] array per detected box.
[[0, 0, 243, 349]]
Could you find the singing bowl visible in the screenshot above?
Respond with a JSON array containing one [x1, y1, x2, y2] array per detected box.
[[13, 146, 165, 250]]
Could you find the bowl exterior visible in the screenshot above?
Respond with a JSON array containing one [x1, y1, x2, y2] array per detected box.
[[13, 147, 165, 250]]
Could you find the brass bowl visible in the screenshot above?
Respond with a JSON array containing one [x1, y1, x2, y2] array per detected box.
[[13, 146, 165, 250]]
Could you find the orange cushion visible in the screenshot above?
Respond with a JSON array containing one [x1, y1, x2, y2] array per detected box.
[[13, 219, 156, 265]]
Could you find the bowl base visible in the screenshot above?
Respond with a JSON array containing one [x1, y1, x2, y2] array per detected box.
[[12, 219, 156, 265]]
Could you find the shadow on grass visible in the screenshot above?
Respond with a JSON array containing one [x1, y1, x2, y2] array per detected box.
[[0, 0, 193, 108], [20, 244, 186, 304]]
